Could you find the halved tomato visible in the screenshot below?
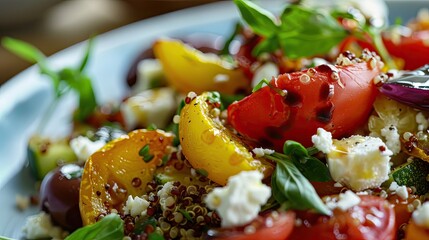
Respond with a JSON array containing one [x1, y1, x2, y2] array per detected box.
[[208, 211, 295, 240], [289, 195, 396, 240]]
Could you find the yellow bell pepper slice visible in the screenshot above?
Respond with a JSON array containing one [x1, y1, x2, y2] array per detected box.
[[153, 39, 249, 94], [79, 129, 173, 225], [179, 92, 273, 185]]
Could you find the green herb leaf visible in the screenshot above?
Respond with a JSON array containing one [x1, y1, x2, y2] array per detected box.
[[79, 37, 94, 72], [278, 5, 347, 59], [172, 100, 186, 146], [65, 213, 124, 240], [281, 141, 331, 182], [233, 0, 279, 37], [252, 78, 270, 93], [178, 209, 193, 222], [292, 156, 331, 182], [283, 140, 309, 159], [272, 160, 331, 215], [196, 168, 208, 177], [251, 34, 281, 56], [207, 91, 222, 106], [147, 123, 158, 130], [134, 217, 157, 234], [2, 37, 45, 64], [139, 144, 154, 163]]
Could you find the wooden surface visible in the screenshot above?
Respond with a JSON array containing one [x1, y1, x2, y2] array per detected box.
[[0, 0, 219, 85]]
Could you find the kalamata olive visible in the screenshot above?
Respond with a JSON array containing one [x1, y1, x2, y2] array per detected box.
[[39, 163, 83, 231]]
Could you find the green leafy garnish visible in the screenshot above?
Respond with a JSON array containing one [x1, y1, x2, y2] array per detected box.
[[207, 91, 222, 106], [265, 140, 331, 215], [139, 144, 154, 163], [134, 217, 157, 234], [65, 213, 124, 240], [233, 0, 395, 68], [1, 37, 97, 130], [252, 78, 286, 97], [171, 99, 186, 146], [147, 123, 158, 130], [178, 209, 193, 222], [234, 0, 347, 59]]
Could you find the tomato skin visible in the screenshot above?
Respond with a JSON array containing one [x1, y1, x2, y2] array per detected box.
[[340, 30, 429, 70], [228, 60, 380, 150], [289, 195, 396, 240], [383, 30, 429, 70], [387, 194, 420, 231], [208, 211, 295, 240]]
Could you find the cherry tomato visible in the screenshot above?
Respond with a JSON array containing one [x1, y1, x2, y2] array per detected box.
[[228, 53, 381, 150], [383, 30, 429, 70], [340, 30, 429, 70], [289, 195, 396, 240], [207, 211, 295, 240], [387, 193, 420, 231]]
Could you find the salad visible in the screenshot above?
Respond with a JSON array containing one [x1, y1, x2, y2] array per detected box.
[[1, 0, 429, 239]]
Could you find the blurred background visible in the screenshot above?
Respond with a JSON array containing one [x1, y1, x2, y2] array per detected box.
[[0, 0, 219, 85]]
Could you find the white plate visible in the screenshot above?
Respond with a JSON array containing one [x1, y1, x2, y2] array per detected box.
[[0, 0, 427, 238]]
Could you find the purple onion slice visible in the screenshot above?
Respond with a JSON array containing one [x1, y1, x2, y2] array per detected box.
[[380, 64, 429, 111]]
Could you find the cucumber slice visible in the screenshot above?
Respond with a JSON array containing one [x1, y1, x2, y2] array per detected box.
[[28, 135, 77, 180], [389, 158, 429, 195]]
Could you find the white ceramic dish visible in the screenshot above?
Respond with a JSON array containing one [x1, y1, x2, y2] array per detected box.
[[0, 0, 427, 238]]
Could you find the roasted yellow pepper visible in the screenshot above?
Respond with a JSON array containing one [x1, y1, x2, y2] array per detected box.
[[79, 129, 173, 225], [153, 39, 249, 94], [179, 92, 273, 185]]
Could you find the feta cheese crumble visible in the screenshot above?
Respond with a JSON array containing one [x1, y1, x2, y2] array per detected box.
[[312, 128, 392, 191], [325, 190, 361, 211], [380, 125, 401, 155], [157, 181, 175, 211], [205, 170, 271, 227], [388, 181, 409, 200], [22, 212, 68, 239], [252, 147, 275, 157], [123, 195, 150, 217], [412, 201, 429, 229], [311, 128, 333, 154], [69, 136, 105, 163]]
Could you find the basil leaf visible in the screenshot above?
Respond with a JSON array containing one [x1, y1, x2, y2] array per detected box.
[[273, 160, 331, 215], [233, 0, 279, 37], [283, 140, 309, 158], [75, 75, 97, 121], [278, 5, 347, 59], [292, 157, 331, 182], [252, 35, 280, 56], [2, 37, 61, 92], [2, 37, 45, 64], [79, 37, 94, 72], [65, 213, 124, 240]]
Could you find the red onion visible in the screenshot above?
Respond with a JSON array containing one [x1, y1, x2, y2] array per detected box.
[[380, 64, 429, 111]]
